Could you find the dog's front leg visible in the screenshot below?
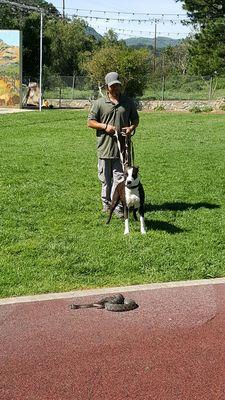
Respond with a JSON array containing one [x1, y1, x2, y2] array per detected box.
[[124, 206, 129, 235], [139, 206, 146, 235], [140, 216, 146, 234]]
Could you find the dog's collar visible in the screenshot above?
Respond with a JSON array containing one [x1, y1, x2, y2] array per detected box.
[[125, 183, 140, 189]]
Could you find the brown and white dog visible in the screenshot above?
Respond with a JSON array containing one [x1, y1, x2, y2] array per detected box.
[[106, 166, 146, 235]]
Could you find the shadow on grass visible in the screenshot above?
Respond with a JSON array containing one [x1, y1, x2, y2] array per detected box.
[[145, 219, 185, 234], [145, 202, 220, 213], [144, 201, 220, 235]]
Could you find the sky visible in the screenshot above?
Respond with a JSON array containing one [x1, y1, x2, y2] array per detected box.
[[0, 30, 20, 46], [50, 0, 194, 39]]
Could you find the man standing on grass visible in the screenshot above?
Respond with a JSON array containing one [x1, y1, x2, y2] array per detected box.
[[87, 71, 139, 216]]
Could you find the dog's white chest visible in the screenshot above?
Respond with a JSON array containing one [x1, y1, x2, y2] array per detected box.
[[125, 187, 140, 208]]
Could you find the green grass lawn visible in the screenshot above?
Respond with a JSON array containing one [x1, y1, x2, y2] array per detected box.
[[1, 110, 225, 298]]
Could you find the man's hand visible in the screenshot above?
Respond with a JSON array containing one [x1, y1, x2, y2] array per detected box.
[[106, 124, 116, 134], [122, 126, 133, 136]]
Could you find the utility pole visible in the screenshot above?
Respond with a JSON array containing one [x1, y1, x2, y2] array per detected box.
[[63, 0, 65, 18], [153, 20, 157, 73]]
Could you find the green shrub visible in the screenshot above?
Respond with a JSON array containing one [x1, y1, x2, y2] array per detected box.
[[189, 105, 213, 113], [189, 106, 203, 113], [219, 103, 225, 111], [154, 105, 165, 111], [201, 106, 213, 112]]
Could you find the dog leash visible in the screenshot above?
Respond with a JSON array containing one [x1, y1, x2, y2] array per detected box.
[[114, 131, 134, 171], [114, 131, 125, 171]]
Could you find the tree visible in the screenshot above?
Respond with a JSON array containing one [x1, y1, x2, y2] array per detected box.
[[176, 0, 225, 75], [161, 41, 190, 76], [0, 0, 59, 29], [176, 0, 225, 26], [0, 0, 60, 79], [101, 29, 120, 47], [83, 46, 151, 97], [0, 2, 97, 79], [45, 18, 97, 76], [188, 22, 225, 75]]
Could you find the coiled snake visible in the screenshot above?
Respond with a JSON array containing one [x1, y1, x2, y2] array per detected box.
[[70, 293, 138, 312]]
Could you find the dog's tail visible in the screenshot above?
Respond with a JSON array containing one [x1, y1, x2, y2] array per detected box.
[[106, 212, 113, 225], [106, 204, 117, 224]]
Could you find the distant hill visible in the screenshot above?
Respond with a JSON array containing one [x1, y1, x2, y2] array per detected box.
[[124, 36, 183, 49], [84, 27, 184, 48], [86, 26, 102, 40]]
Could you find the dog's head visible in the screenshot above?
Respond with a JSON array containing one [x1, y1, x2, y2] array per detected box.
[[124, 165, 140, 188]]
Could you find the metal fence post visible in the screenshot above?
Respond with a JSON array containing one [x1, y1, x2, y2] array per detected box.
[[161, 76, 165, 100], [209, 76, 213, 100], [39, 11, 43, 111], [59, 87, 62, 108], [71, 75, 75, 100]]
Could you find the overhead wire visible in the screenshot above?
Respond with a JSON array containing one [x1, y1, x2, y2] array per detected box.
[[0, 1, 193, 38]]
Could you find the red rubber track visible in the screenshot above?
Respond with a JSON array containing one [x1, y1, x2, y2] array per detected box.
[[1, 283, 225, 399]]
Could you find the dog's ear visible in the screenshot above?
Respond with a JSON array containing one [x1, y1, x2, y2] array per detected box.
[[135, 165, 139, 172]]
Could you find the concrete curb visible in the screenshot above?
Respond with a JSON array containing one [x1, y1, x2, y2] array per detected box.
[[1, 277, 225, 305], [0, 108, 34, 114]]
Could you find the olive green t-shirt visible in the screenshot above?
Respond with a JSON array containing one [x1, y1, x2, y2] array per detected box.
[[88, 95, 139, 159]]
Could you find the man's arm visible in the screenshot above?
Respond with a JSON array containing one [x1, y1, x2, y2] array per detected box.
[[87, 119, 116, 135], [87, 119, 106, 131], [121, 119, 139, 136]]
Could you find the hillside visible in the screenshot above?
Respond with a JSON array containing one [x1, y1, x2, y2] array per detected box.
[[86, 26, 102, 40], [84, 28, 184, 48], [124, 36, 183, 48]]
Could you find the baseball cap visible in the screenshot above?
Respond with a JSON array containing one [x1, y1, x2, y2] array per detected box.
[[105, 72, 121, 87]]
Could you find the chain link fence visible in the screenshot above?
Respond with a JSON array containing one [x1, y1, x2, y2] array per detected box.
[[22, 75, 97, 108], [145, 74, 225, 101], [22, 74, 225, 108], [43, 75, 97, 101]]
